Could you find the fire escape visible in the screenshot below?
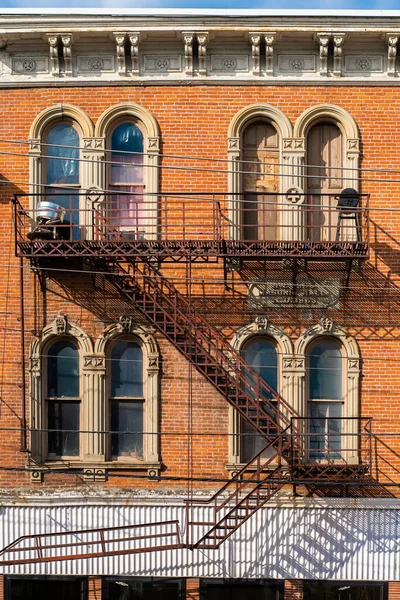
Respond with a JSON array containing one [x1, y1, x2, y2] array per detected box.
[[2, 189, 378, 566]]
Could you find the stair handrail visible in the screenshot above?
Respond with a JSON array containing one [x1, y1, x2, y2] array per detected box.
[[113, 261, 299, 433], [185, 426, 291, 510]]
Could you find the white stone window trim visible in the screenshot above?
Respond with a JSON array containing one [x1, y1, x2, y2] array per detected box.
[[225, 316, 361, 471], [94, 102, 161, 240], [294, 318, 361, 465], [227, 317, 293, 469], [28, 102, 160, 242], [95, 319, 161, 467], [227, 102, 361, 244], [29, 315, 93, 466], [28, 103, 96, 240], [29, 316, 161, 479], [293, 103, 361, 192]]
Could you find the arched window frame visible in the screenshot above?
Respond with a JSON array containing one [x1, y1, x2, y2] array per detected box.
[[95, 103, 160, 240], [295, 319, 361, 464], [44, 336, 81, 460], [29, 316, 93, 468], [29, 316, 161, 481], [227, 103, 293, 242], [228, 317, 293, 468], [105, 118, 146, 238], [28, 104, 95, 240], [293, 103, 360, 192], [95, 319, 160, 468]]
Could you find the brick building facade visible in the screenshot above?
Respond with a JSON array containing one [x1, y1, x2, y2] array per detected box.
[[0, 8, 399, 600]]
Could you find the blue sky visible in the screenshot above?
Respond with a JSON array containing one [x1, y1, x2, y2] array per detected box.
[[1, 0, 400, 10], [1, 1, 400, 10]]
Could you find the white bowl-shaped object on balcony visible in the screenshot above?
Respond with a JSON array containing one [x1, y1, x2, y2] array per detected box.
[[36, 201, 66, 223]]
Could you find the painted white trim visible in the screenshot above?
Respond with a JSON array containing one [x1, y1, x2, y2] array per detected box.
[[228, 319, 293, 465], [3, 9, 400, 16]]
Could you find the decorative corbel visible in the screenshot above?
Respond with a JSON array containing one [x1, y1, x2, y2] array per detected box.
[[387, 34, 398, 77], [196, 32, 208, 75], [119, 314, 134, 333], [61, 34, 73, 76], [317, 33, 330, 77], [265, 33, 276, 76], [182, 32, 194, 75], [54, 314, 68, 335], [113, 32, 126, 75], [47, 34, 59, 77], [83, 468, 107, 483], [333, 33, 345, 77], [319, 316, 335, 334], [249, 32, 261, 75], [129, 32, 140, 75]]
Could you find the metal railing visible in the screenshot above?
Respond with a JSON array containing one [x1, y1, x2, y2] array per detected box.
[[0, 520, 183, 566], [290, 417, 373, 479], [13, 191, 370, 259]]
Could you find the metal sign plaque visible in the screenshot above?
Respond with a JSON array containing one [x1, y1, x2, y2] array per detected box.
[[248, 278, 340, 309]]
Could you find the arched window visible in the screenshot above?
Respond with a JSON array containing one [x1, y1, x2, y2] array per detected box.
[[241, 120, 280, 241], [241, 337, 278, 462], [108, 122, 145, 236], [110, 338, 144, 460], [45, 122, 81, 239], [46, 339, 80, 458], [306, 121, 343, 241], [308, 339, 343, 460]]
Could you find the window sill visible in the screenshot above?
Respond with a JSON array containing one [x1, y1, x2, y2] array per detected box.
[[29, 459, 162, 482], [225, 461, 279, 475]]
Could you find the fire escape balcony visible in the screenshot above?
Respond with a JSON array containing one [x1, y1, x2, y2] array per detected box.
[[13, 191, 370, 264]]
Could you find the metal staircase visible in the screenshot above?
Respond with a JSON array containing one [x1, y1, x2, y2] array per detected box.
[[0, 435, 290, 565], [187, 431, 291, 549], [4, 198, 378, 565], [103, 260, 298, 447]]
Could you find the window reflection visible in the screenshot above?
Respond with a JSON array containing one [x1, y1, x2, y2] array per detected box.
[[110, 123, 144, 232], [46, 340, 80, 458], [308, 340, 343, 460], [46, 123, 80, 239], [110, 339, 144, 459], [241, 338, 277, 462]]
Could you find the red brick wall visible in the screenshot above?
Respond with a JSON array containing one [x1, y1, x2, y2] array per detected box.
[[284, 580, 303, 600], [0, 84, 400, 493], [88, 576, 102, 600], [186, 578, 200, 600], [388, 583, 400, 600]]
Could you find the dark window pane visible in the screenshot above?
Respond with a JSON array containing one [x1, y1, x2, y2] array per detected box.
[[47, 340, 79, 398], [303, 581, 386, 600], [104, 578, 184, 600], [6, 577, 87, 600], [45, 123, 80, 238], [111, 340, 143, 398], [111, 123, 144, 183], [241, 338, 278, 462], [111, 400, 143, 458], [309, 401, 342, 460], [46, 124, 79, 186], [110, 123, 144, 230], [48, 400, 80, 457], [241, 417, 277, 463], [46, 189, 80, 239], [201, 580, 283, 600], [244, 338, 277, 392], [309, 340, 342, 400]]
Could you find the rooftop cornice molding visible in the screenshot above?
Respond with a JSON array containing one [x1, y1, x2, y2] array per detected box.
[[2, 21, 400, 36]]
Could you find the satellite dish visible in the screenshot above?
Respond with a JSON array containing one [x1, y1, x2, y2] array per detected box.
[[336, 188, 360, 213]]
